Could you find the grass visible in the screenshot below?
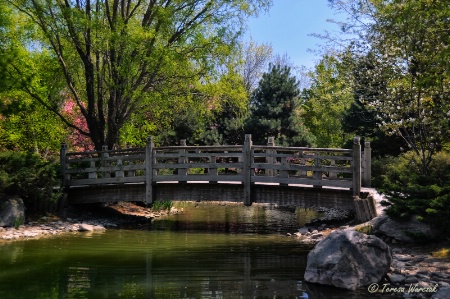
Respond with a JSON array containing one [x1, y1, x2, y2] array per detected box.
[[355, 224, 374, 235], [14, 216, 24, 229], [152, 200, 173, 213]]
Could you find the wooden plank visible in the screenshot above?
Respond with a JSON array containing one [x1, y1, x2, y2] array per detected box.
[[352, 136, 361, 196], [145, 137, 154, 204], [209, 154, 218, 182], [178, 140, 187, 181], [153, 174, 244, 182], [362, 141, 372, 187], [156, 145, 242, 151], [65, 164, 146, 174], [67, 154, 146, 164], [154, 152, 243, 159], [243, 134, 252, 206], [251, 176, 353, 188], [253, 145, 352, 153], [66, 176, 146, 186], [67, 147, 145, 156], [253, 152, 352, 161], [251, 163, 353, 173], [154, 162, 242, 169]]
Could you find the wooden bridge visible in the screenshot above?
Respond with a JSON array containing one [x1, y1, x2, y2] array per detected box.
[[60, 135, 371, 211]]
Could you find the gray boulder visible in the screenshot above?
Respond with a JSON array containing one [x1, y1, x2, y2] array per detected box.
[[432, 287, 450, 299], [372, 215, 439, 243], [0, 196, 25, 227], [304, 230, 392, 291]]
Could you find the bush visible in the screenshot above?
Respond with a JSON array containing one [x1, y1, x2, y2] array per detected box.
[[0, 151, 61, 215], [377, 151, 450, 236]]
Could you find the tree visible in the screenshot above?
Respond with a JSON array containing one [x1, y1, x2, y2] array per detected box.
[[2, 0, 271, 150], [342, 54, 406, 157], [301, 54, 353, 148], [246, 63, 314, 146], [240, 39, 273, 94], [0, 91, 66, 156], [330, 0, 450, 174]]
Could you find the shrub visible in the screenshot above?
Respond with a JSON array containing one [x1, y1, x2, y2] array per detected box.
[[377, 151, 450, 236], [0, 151, 61, 215]]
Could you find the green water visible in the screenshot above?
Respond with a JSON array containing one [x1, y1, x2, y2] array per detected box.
[[0, 203, 378, 299]]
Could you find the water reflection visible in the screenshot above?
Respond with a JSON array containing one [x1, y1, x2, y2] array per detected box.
[[0, 231, 314, 299], [152, 202, 321, 234], [0, 204, 387, 299]]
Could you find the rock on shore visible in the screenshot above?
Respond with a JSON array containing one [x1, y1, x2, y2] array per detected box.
[[1, 218, 111, 241], [304, 230, 392, 291]]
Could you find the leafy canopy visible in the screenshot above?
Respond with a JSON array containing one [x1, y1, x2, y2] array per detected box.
[[2, 0, 271, 150]]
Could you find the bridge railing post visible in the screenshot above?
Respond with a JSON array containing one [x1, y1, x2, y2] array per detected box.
[[352, 136, 361, 196], [89, 160, 98, 179], [101, 145, 110, 178], [60, 143, 68, 187], [179, 139, 187, 183], [267, 137, 275, 177], [243, 134, 253, 206], [313, 157, 323, 188], [362, 141, 371, 187], [145, 137, 154, 204]]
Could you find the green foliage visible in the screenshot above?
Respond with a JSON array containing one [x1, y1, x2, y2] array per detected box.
[[0, 152, 61, 214], [332, 0, 450, 174], [246, 63, 315, 146], [120, 67, 249, 147], [355, 224, 374, 235], [2, 0, 271, 150], [152, 200, 173, 213], [342, 56, 407, 157], [0, 91, 66, 155], [302, 54, 354, 148], [14, 216, 24, 229], [378, 151, 450, 236]]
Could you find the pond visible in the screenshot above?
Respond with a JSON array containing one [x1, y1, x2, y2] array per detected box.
[[0, 202, 383, 299]]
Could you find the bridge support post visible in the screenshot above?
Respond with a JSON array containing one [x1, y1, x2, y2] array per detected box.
[[243, 134, 253, 206], [362, 141, 371, 187], [145, 137, 154, 204], [352, 136, 361, 196]]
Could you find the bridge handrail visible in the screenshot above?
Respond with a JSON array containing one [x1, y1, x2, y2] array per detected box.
[[253, 145, 352, 153], [60, 135, 370, 205]]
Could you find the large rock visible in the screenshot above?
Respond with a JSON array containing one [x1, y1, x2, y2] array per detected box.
[[304, 230, 392, 291], [372, 215, 439, 243], [432, 287, 450, 299], [0, 196, 25, 227]]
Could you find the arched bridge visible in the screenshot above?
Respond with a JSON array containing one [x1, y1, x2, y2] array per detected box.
[[60, 135, 371, 211]]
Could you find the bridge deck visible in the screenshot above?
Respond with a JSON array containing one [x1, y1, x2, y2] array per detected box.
[[66, 181, 368, 211]]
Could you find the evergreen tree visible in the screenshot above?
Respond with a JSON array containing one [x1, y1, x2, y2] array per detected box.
[[246, 64, 314, 146]]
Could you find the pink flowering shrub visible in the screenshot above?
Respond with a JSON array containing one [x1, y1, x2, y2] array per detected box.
[[61, 99, 95, 152]]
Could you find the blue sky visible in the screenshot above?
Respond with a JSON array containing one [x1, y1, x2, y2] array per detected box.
[[245, 1, 345, 69]]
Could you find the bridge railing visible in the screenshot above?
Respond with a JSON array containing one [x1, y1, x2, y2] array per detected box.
[[61, 135, 369, 205], [60, 146, 147, 187]]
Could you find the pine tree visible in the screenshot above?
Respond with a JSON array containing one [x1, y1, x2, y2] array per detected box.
[[246, 64, 314, 146]]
